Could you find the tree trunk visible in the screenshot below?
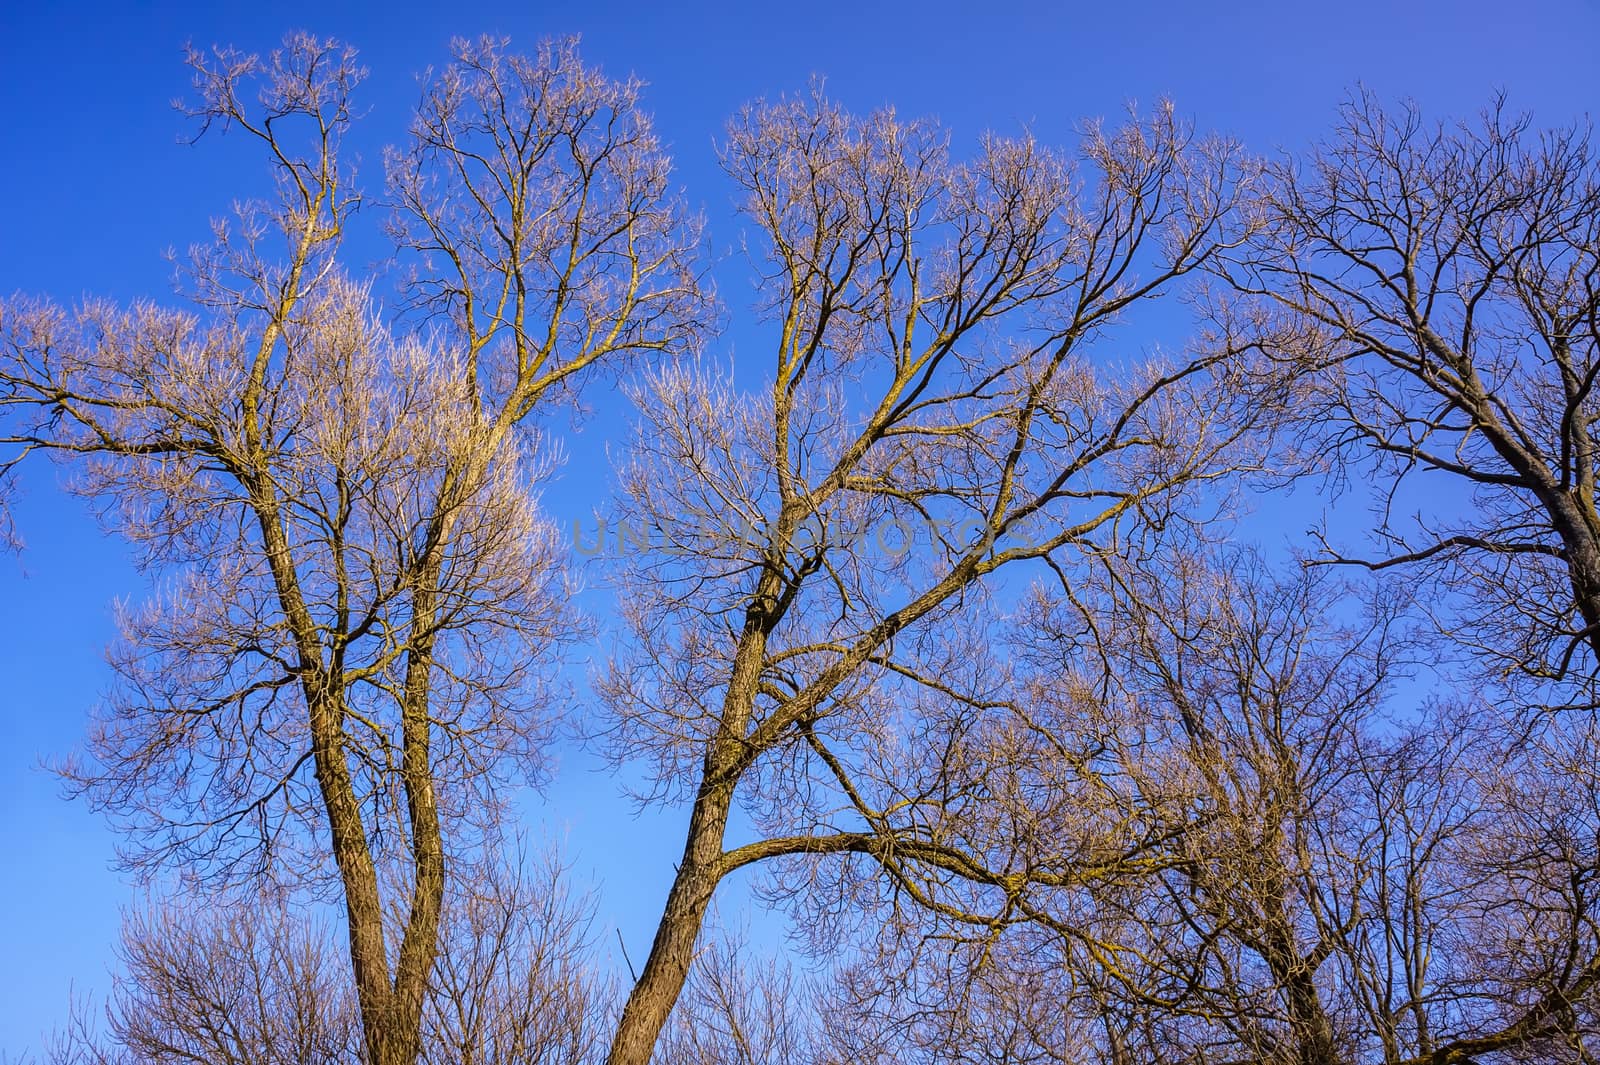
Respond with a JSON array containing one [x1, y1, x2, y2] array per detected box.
[[605, 603, 774, 1065], [604, 772, 737, 1065], [307, 688, 405, 1065]]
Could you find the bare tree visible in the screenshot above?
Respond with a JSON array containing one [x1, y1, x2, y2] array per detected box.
[[1233, 94, 1600, 694], [49, 850, 610, 1065], [1047, 554, 1413, 1065], [651, 935, 824, 1065], [597, 89, 1264, 1065], [0, 33, 701, 1065], [841, 546, 1600, 1065], [1085, 558, 1600, 1064], [48, 891, 360, 1065], [422, 849, 612, 1065]]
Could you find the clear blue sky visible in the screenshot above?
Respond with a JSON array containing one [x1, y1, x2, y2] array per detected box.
[[1, 0, 1595, 1053]]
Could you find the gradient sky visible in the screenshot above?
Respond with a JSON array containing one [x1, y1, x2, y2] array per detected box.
[[1, 0, 1596, 1053]]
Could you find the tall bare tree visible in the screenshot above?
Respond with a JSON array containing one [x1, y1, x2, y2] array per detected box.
[[597, 89, 1265, 1065], [1233, 94, 1600, 694], [0, 33, 702, 1065]]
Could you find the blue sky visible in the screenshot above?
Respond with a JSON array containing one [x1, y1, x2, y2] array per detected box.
[[1, 0, 1596, 1053]]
